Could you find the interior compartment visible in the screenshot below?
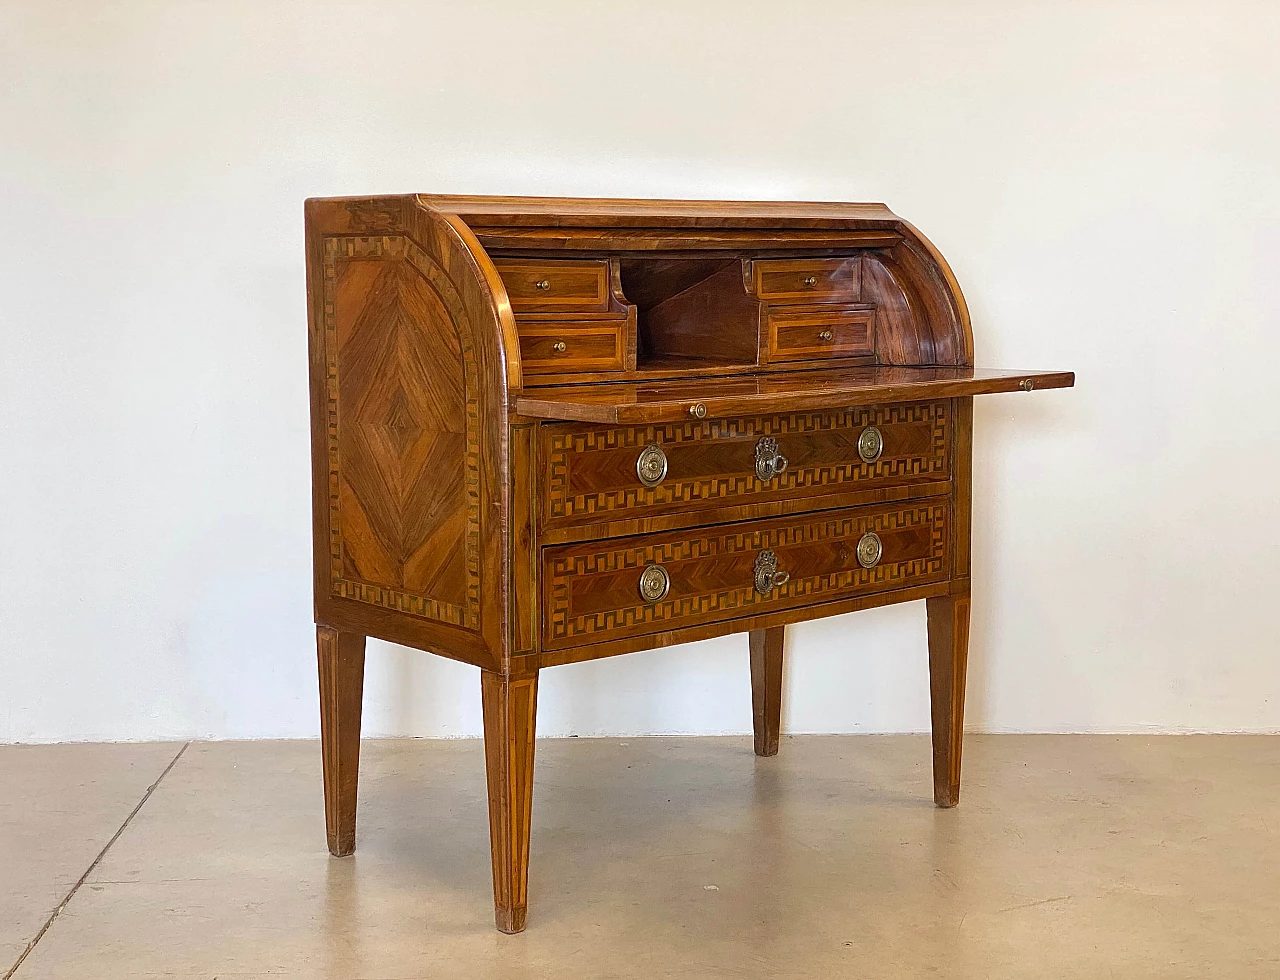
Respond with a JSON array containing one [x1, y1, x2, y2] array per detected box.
[[618, 258, 760, 369], [498, 249, 929, 384]]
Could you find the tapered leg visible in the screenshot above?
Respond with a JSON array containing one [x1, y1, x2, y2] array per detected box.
[[317, 625, 366, 855], [749, 627, 785, 757], [481, 668, 539, 934], [927, 593, 971, 807]]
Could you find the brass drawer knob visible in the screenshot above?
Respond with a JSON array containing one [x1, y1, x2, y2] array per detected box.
[[857, 425, 884, 463], [688, 402, 707, 419], [802, 276, 818, 287], [1020, 378, 1035, 391], [535, 279, 551, 290], [818, 329, 834, 342], [636, 443, 668, 488], [638, 563, 670, 602], [754, 436, 788, 481], [856, 532, 883, 569], [753, 549, 791, 595], [551, 340, 567, 353]]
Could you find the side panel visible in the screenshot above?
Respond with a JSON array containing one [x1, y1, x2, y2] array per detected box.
[[862, 223, 973, 369], [889, 222, 975, 366], [951, 395, 974, 586], [306, 197, 515, 670], [326, 235, 479, 628]]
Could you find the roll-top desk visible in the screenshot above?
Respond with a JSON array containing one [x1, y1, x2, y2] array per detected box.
[[304, 194, 1073, 932]]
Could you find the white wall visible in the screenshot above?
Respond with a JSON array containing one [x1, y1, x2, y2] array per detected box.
[[2, 0, 1278, 742]]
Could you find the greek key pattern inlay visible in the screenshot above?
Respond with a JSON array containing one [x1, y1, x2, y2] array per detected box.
[[545, 503, 947, 644], [323, 234, 482, 628], [545, 403, 948, 522]]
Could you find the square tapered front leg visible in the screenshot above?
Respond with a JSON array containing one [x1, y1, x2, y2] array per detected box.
[[481, 668, 539, 933], [317, 626, 366, 856], [926, 593, 971, 807]]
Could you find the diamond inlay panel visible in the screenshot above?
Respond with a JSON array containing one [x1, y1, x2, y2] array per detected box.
[[323, 235, 482, 628]]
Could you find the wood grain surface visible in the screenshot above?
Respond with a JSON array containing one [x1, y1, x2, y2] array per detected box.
[[750, 627, 785, 757], [316, 627, 366, 857]]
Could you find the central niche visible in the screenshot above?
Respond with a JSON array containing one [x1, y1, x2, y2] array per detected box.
[[619, 258, 760, 369]]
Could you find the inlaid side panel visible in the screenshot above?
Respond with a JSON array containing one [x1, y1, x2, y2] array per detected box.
[[542, 402, 950, 527], [542, 501, 949, 649], [322, 235, 482, 629]]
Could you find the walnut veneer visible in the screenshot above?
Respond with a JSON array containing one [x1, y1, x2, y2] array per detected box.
[[304, 194, 1073, 933]]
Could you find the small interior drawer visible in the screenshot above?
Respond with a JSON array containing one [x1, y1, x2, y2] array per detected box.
[[519, 325, 624, 374], [766, 307, 874, 363], [751, 258, 861, 303], [494, 259, 609, 312]]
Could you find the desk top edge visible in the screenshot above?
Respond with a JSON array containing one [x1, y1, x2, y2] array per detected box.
[[514, 367, 1076, 424], [306, 193, 902, 229]]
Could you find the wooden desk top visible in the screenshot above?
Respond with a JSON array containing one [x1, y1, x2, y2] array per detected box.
[[515, 365, 1075, 423], [416, 194, 900, 227]]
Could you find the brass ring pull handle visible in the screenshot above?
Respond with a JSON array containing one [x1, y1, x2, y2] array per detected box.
[[856, 532, 883, 569], [802, 276, 818, 287], [754, 550, 790, 595], [635, 443, 668, 488], [818, 329, 834, 342], [754, 436, 788, 481], [688, 402, 707, 419], [857, 425, 884, 463], [534, 279, 551, 290], [638, 563, 670, 602], [551, 340, 567, 353]]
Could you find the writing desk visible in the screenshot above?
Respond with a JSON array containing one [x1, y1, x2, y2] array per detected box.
[[304, 195, 1073, 932]]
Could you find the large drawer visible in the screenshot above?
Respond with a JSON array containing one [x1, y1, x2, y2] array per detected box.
[[541, 499, 949, 650], [541, 402, 951, 528]]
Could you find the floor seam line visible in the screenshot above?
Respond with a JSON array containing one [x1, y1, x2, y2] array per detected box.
[[2, 740, 192, 980]]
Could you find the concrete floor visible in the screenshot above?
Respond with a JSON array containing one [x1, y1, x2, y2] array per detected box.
[[1, 736, 1277, 979]]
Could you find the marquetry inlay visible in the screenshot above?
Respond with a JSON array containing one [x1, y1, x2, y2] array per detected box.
[[543, 402, 950, 525], [322, 235, 482, 628]]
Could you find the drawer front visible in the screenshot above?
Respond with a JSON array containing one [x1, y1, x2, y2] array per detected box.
[[520, 326, 624, 373], [752, 258, 860, 303], [494, 259, 609, 312], [542, 500, 949, 650], [766, 307, 874, 362], [542, 402, 951, 527]]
